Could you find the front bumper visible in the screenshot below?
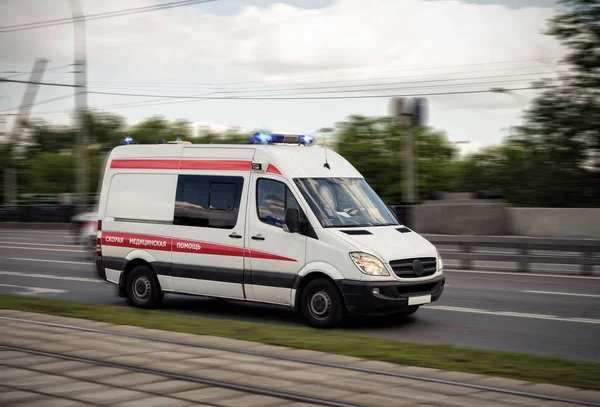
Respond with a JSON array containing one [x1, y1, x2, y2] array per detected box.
[[336, 275, 445, 314]]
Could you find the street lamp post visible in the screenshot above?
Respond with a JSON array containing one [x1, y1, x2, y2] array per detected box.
[[68, 0, 89, 214]]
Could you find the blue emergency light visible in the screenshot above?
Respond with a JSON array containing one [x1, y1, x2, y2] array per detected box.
[[250, 132, 314, 145], [122, 136, 134, 145]]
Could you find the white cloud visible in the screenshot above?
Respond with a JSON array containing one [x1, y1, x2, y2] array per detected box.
[[0, 0, 567, 146], [1, 0, 564, 76]]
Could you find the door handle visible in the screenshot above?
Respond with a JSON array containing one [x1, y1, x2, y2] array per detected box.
[[251, 234, 265, 241], [229, 232, 242, 239]]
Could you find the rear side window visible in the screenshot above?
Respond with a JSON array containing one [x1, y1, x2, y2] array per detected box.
[[175, 175, 243, 229], [106, 173, 177, 222]]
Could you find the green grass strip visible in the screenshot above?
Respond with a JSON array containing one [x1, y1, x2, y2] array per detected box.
[[1, 294, 598, 390]]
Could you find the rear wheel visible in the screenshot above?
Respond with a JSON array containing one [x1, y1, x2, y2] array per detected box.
[[300, 278, 345, 328], [126, 265, 162, 309]]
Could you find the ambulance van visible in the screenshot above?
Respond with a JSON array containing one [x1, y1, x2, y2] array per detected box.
[[95, 134, 445, 327]]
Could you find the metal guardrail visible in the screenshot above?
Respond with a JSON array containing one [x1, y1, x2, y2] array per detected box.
[[0, 205, 77, 223], [423, 234, 599, 275]]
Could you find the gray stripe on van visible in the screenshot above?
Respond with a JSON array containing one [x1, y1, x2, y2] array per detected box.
[[102, 256, 296, 289]]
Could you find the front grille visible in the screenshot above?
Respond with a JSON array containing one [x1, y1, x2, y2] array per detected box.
[[390, 257, 436, 278]]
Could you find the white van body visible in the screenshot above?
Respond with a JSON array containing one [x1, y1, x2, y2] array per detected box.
[[95, 141, 445, 327]]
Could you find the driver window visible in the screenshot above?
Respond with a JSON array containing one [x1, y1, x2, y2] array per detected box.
[[257, 179, 301, 228]]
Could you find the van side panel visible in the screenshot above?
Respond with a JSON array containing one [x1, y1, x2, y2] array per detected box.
[[100, 171, 176, 289]]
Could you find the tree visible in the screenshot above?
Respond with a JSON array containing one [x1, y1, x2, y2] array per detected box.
[[508, 0, 600, 206], [335, 115, 457, 204], [23, 153, 75, 194]]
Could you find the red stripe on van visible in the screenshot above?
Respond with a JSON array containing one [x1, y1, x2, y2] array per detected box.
[[102, 232, 296, 262], [266, 164, 282, 175], [110, 159, 252, 171], [173, 239, 246, 257], [102, 232, 172, 251], [110, 159, 180, 169], [246, 249, 296, 262], [179, 160, 252, 171]]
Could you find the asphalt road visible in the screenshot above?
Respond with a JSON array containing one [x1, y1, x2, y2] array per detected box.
[[0, 229, 599, 362]]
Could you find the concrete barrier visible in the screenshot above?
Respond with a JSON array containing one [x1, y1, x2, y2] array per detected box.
[[412, 202, 509, 235], [507, 207, 600, 238]]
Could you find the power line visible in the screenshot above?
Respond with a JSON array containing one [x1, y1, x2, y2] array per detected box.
[[86, 58, 562, 90], [29, 85, 558, 117], [3, 69, 557, 95], [1, 64, 73, 79], [0, 94, 73, 113], [0, 78, 77, 88], [31, 84, 553, 117], [86, 78, 551, 101], [86, 71, 560, 95], [0, 0, 218, 33]]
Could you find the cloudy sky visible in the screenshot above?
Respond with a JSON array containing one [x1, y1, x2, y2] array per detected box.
[[1, 0, 566, 152]]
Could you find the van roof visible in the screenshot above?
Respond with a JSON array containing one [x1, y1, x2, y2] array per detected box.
[[108, 144, 362, 179]]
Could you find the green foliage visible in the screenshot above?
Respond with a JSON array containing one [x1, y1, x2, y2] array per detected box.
[[23, 152, 75, 194], [2, 113, 258, 198], [505, 0, 600, 206], [336, 115, 457, 203]]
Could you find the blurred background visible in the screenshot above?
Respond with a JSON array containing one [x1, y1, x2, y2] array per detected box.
[[0, 0, 598, 238]]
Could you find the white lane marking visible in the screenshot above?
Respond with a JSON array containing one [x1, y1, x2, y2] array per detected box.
[[0, 241, 81, 248], [445, 269, 600, 280], [427, 305, 600, 324], [0, 245, 83, 253], [0, 271, 102, 283], [524, 290, 600, 298], [7, 258, 93, 265], [0, 283, 67, 295]]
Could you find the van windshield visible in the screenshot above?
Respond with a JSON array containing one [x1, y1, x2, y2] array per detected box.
[[294, 178, 399, 228]]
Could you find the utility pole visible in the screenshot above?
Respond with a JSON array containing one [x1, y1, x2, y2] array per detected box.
[[4, 58, 49, 205], [390, 97, 427, 204], [69, 0, 89, 214]]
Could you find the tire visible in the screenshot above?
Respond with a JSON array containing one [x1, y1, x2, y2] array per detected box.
[[300, 278, 346, 328], [125, 265, 163, 309]]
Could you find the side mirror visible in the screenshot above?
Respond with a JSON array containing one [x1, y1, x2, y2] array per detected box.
[[284, 208, 300, 233]]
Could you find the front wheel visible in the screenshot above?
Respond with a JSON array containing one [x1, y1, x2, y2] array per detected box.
[[300, 278, 346, 328], [126, 265, 163, 309]]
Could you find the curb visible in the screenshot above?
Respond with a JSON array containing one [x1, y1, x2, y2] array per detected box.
[[1, 309, 598, 404]]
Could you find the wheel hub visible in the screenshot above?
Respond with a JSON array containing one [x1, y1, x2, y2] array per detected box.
[[133, 275, 151, 301], [309, 291, 332, 320]]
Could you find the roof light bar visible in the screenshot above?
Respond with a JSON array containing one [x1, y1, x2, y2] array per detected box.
[[250, 132, 314, 145]]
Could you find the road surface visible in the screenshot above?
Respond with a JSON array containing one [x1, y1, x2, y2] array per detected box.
[[0, 229, 598, 362]]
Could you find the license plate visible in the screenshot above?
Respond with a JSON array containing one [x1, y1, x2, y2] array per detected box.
[[408, 294, 431, 306]]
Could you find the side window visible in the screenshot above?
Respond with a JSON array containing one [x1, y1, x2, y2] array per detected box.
[[257, 179, 301, 228], [174, 175, 243, 229]]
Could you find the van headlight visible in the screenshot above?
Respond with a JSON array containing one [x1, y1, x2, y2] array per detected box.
[[350, 253, 390, 276], [436, 250, 443, 273]]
